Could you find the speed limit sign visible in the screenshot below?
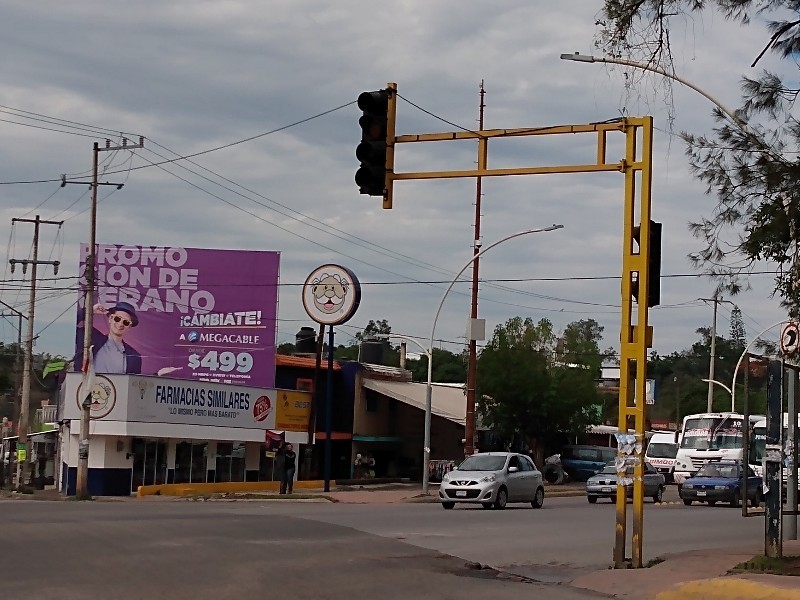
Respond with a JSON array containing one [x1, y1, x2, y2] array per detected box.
[[780, 321, 800, 355]]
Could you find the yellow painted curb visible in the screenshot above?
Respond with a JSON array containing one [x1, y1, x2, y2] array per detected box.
[[655, 578, 799, 600], [136, 480, 334, 497]]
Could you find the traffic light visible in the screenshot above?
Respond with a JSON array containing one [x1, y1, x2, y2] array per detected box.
[[631, 220, 662, 307], [355, 87, 395, 207]]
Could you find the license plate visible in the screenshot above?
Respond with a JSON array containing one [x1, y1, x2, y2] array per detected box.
[[455, 490, 467, 497], [697, 491, 706, 497], [602, 487, 612, 493]]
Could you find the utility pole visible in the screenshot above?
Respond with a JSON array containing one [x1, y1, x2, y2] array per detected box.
[[9, 215, 62, 491], [63, 137, 142, 498], [465, 81, 486, 458], [700, 295, 733, 412]]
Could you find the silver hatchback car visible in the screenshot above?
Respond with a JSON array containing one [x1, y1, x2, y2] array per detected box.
[[438, 452, 545, 510]]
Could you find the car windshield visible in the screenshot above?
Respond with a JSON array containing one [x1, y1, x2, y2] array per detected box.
[[458, 455, 507, 471], [696, 463, 739, 478], [647, 443, 677, 459]]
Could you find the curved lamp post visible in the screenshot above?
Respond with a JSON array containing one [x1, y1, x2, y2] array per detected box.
[[701, 378, 733, 406], [420, 224, 564, 495], [730, 319, 791, 413], [559, 53, 754, 139]]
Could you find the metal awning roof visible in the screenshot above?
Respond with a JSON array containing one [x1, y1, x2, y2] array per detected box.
[[362, 379, 466, 426]]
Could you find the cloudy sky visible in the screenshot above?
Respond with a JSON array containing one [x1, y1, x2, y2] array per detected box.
[[0, 1, 791, 365]]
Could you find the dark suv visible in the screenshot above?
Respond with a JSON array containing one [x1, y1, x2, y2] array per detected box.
[[560, 445, 618, 482]]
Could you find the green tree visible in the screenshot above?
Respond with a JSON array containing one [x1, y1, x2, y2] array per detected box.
[[276, 342, 296, 355], [477, 317, 603, 466], [598, 1, 800, 314], [406, 347, 466, 383], [729, 306, 747, 348], [355, 319, 391, 342]]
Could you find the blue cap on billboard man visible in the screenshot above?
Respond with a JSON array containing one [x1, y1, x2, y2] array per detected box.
[[107, 302, 139, 327]]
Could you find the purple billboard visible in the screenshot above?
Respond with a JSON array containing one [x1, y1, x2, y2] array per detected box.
[[75, 245, 280, 388]]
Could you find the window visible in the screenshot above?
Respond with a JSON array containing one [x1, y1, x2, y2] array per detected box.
[[520, 456, 535, 471], [508, 456, 520, 470], [215, 442, 245, 483], [175, 441, 209, 484]]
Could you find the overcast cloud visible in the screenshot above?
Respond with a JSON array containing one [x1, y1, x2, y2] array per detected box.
[[0, 1, 791, 365]]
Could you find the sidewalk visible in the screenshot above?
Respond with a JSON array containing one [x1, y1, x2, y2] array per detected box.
[[571, 541, 800, 600]]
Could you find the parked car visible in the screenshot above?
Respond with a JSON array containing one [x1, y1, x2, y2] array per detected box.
[[438, 452, 545, 510], [679, 460, 761, 507], [560, 445, 618, 482], [585, 461, 666, 503]]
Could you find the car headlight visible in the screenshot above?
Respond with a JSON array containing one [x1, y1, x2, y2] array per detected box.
[[683, 483, 693, 489], [714, 485, 729, 490], [479, 474, 496, 483], [442, 472, 451, 482]]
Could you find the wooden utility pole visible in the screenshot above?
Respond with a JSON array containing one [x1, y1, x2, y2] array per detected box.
[[465, 81, 486, 457], [9, 215, 62, 491], [65, 137, 143, 498]]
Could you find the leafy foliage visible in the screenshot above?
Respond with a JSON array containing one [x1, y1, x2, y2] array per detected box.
[[597, 1, 800, 314], [477, 317, 604, 463]]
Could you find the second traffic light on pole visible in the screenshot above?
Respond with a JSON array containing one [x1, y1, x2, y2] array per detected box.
[[631, 219, 662, 307], [355, 86, 396, 208]]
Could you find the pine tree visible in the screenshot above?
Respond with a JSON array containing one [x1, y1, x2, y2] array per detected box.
[[729, 306, 746, 348]]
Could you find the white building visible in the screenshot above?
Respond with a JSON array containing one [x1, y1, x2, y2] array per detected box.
[[59, 372, 310, 495]]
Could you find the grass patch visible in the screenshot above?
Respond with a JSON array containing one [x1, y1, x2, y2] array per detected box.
[[732, 555, 800, 576]]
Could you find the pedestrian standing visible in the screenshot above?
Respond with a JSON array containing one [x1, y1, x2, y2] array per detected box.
[[280, 443, 297, 494]]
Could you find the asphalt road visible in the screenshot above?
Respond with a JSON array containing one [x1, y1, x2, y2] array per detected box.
[[2, 487, 764, 600], [265, 486, 764, 581]]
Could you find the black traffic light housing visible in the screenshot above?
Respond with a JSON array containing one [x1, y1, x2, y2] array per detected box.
[[355, 87, 395, 207], [631, 220, 662, 307]]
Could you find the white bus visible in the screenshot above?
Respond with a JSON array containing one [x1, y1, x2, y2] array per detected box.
[[749, 415, 800, 485], [673, 412, 764, 484]]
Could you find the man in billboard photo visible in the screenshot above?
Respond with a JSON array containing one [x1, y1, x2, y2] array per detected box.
[[75, 301, 142, 375]]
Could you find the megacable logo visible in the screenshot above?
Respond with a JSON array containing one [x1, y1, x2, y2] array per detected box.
[[253, 395, 272, 422]]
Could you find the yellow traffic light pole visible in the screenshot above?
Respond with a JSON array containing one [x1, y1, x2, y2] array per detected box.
[[381, 82, 654, 566]]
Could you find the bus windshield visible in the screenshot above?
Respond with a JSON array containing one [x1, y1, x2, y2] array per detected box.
[[680, 417, 744, 450]]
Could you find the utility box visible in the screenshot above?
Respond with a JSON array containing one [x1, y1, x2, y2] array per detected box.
[[466, 318, 485, 342]]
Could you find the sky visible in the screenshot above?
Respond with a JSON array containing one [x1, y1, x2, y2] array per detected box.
[[0, 1, 793, 366]]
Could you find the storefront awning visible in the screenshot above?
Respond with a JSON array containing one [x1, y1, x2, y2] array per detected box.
[[362, 380, 466, 426]]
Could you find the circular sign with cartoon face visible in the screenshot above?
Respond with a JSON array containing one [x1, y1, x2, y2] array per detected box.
[[302, 264, 361, 325], [76, 375, 117, 420]]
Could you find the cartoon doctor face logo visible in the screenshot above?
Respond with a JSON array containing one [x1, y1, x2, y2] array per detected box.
[[76, 375, 117, 420], [302, 264, 361, 325], [311, 273, 348, 314]]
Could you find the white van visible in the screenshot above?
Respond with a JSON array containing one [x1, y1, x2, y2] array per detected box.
[[645, 432, 679, 483]]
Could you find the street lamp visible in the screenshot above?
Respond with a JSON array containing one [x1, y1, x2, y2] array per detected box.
[[701, 378, 733, 404], [559, 52, 751, 136], [420, 225, 564, 495], [731, 319, 791, 413]]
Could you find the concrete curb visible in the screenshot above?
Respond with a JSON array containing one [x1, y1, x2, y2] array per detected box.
[[654, 576, 800, 600]]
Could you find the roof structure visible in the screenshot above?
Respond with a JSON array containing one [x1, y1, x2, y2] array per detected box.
[[362, 379, 466, 426]]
